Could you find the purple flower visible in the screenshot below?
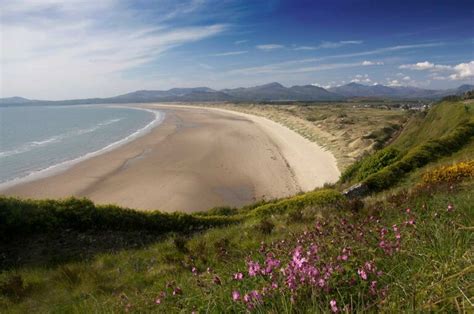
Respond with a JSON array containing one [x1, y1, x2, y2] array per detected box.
[[232, 290, 240, 301], [233, 272, 243, 280], [330, 299, 338, 313], [248, 261, 261, 277], [358, 269, 368, 280]]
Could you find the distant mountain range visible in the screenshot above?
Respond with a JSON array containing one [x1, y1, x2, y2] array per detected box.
[[1, 83, 473, 106]]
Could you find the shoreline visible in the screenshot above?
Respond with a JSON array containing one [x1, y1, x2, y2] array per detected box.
[[1, 104, 340, 212], [0, 105, 165, 191]]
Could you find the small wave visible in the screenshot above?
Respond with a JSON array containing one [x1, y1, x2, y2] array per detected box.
[[0, 118, 123, 159], [0, 108, 163, 188]]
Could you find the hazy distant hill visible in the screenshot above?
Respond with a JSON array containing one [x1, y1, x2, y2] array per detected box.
[[328, 82, 474, 99], [1, 83, 473, 106], [222, 82, 341, 101]]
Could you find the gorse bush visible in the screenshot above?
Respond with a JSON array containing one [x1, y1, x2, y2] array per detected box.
[[422, 160, 474, 184]]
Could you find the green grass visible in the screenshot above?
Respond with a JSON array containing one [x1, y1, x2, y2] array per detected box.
[[1, 100, 473, 313]]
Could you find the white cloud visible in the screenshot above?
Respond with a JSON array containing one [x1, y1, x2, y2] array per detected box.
[[211, 51, 248, 57], [351, 74, 371, 83], [449, 61, 474, 80], [399, 60, 474, 81], [402, 76, 411, 81], [399, 61, 451, 71], [362, 60, 384, 66], [256, 44, 284, 51], [387, 79, 401, 86]]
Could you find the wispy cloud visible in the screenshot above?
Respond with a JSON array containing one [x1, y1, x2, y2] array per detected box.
[[230, 61, 375, 75], [294, 40, 363, 51], [0, 0, 228, 98], [211, 51, 248, 57], [256, 44, 284, 51], [229, 43, 436, 75], [234, 40, 248, 45]]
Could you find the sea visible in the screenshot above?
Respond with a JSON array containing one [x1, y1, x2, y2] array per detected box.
[[0, 105, 163, 187]]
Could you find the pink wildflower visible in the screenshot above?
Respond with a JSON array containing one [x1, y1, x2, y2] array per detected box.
[[447, 204, 454, 212], [155, 298, 161, 304], [330, 299, 339, 313], [191, 267, 197, 275], [406, 208, 411, 213], [248, 261, 261, 277], [232, 290, 240, 301], [358, 269, 368, 280], [233, 272, 243, 280]]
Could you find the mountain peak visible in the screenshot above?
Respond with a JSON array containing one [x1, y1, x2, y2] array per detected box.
[[260, 82, 285, 88]]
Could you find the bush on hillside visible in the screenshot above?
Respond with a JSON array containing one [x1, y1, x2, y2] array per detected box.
[[363, 122, 474, 191], [0, 197, 238, 240], [340, 147, 400, 183], [422, 160, 474, 185]]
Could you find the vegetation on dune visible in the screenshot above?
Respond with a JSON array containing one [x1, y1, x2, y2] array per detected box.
[[1, 99, 473, 312]]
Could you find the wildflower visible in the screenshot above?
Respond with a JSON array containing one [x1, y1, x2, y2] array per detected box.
[[271, 282, 278, 289], [250, 290, 262, 301], [213, 276, 221, 285], [369, 281, 378, 295], [248, 261, 261, 277], [191, 267, 197, 275], [232, 290, 240, 301], [357, 269, 368, 280], [330, 299, 339, 313], [172, 287, 182, 296], [233, 272, 243, 280], [406, 208, 411, 213], [447, 204, 454, 212], [155, 298, 161, 305]]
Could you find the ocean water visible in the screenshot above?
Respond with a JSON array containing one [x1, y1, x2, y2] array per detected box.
[[0, 105, 163, 186]]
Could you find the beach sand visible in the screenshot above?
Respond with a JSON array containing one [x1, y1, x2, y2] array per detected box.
[[1, 105, 340, 212]]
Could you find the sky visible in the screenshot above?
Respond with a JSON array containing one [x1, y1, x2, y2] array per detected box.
[[0, 0, 473, 99]]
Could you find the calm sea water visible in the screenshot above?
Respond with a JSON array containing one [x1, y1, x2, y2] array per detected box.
[[0, 105, 163, 185]]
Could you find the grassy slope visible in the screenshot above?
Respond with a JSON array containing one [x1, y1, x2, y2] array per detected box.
[[1, 101, 473, 313]]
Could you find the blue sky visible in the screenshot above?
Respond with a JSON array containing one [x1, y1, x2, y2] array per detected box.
[[1, 0, 473, 99]]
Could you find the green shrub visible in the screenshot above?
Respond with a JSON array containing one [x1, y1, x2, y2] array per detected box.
[[251, 189, 343, 218], [340, 147, 400, 183], [0, 197, 239, 240]]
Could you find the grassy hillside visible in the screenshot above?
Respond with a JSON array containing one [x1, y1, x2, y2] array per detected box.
[[0, 100, 473, 313]]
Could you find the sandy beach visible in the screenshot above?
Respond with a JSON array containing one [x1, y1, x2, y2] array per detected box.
[[1, 105, 340, 212]]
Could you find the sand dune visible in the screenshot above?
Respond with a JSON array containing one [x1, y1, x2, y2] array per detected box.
[[1, 105, 340, 212]]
